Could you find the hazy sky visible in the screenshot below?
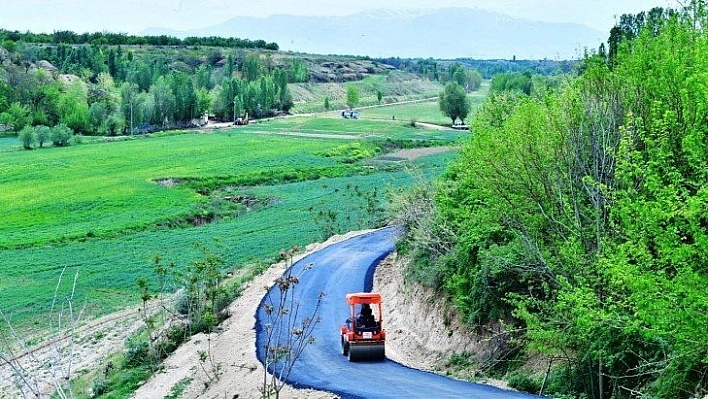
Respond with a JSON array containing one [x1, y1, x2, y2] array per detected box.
[[0, 0, 677, 35]]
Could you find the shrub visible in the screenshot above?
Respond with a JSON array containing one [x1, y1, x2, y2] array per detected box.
[[123, 336, 152, 368], [507, 372, 541, 394], [50, 123, 74, 147], [35, 125, 50, 148], [18, 125, 36, 149]]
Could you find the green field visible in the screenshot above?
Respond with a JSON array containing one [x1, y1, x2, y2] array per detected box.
[[357, 81, 490, 126], [0, 117, 462, 332], [243, 116, 469, 141]]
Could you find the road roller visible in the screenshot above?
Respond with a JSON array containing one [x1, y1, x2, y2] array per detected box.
[[340, 292, 386, 362]]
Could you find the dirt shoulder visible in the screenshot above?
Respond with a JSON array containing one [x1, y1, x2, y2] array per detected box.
[[373, 252, 510, 390], [131, 232, 376, 399]]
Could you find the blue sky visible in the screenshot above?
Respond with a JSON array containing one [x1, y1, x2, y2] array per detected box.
[[0, 0, 676, 35]]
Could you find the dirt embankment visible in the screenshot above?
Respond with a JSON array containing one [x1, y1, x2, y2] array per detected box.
[[373, 253, 510, 389]]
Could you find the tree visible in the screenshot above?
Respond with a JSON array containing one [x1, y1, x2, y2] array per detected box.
[[57, 80, 89, 134], [150, 76, 176, 126], [243, 53, 261, 82], [120, 82, 139, 135], [466, 70, 483, 91], [438, 82, 471, 124], [18, 125, 36, 149], [224, 53, 234, 80], [35, 125, 50, 148], [50, 123, 73, 146], [324, 97, 330, 111], [345, 85, 360, 110], [0, 102, 32, 131], [376, 90, 383, 104], [289, 59, 308, 83]]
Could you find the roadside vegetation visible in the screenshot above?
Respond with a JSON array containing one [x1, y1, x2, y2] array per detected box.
[[397, 4, 708, 398]]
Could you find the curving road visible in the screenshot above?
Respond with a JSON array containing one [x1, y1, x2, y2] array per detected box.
[[255, 227, 540, 399]]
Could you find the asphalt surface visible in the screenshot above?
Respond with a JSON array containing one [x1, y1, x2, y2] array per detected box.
[[255, 227, 540, 399]]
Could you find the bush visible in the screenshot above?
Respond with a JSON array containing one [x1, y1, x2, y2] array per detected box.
[[507, 372, 541, 394], [35, 125, 50, 148], [50, 123, 74, 147], [91, 377, 109, 397], [123, 336, 152, 368], [18, 125, 36, 150]]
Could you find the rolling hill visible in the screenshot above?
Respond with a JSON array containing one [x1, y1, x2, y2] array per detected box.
[[143, 7, 604, 60]]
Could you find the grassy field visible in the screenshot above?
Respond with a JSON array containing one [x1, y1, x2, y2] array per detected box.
[[244, 116, 469, 141], [0, 116, 463, 333], [358, 81, 491, 126]]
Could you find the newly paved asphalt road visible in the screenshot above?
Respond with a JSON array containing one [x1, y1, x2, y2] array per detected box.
[[255, 227, 540, 399]]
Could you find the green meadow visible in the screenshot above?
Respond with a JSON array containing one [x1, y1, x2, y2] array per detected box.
[[242, 116, 469, 141], [0, 116, 461, 332], [359, 82, 490, 126]]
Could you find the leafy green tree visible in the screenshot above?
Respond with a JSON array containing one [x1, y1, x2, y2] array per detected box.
[[438, 82, 471, 124], [50, 123, 73, 146], [35, 125, 50, 147], [150, 76, 176, 125], [120, 82, 140, 134], [376, 90, 383, 104], [194, 65, 213, 90], [345, 85, 360, 110], [224, 53, 234, 80], [289, 59, 308, 83], [1, 39, 17, 52], [211, 77, 241, 121], [195, 88, 211, 119], [490, 72, 532, 95], [466, 70, 482, 91], [168, 71, 197, 121], [324, 97, 330, 111], [88, 101, 110, 134], [243, 53, 261, 82], [18, 125, 36, 149], [409, 5, 708, 399], [259, 75, 276, 114], [273, 69, 292, 112], [0, 102, 33, 131], [58, 80, 89, 133]]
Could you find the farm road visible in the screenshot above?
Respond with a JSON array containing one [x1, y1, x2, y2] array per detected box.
[[255, 226, 540, 399]]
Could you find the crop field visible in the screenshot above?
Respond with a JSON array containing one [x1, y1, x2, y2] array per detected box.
[[0, 117, 460, 332]]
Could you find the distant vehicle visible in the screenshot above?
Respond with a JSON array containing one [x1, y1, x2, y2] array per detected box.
[[341, 110, 360, 119], [451, 121, 469, 130]]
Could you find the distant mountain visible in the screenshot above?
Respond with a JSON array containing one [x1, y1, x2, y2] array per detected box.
[[143, 8, 604, 60]]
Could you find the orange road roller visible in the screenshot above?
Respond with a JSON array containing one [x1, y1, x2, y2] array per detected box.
[[340, 292, 386, 362]]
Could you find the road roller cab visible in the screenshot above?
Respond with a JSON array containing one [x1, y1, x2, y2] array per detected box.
[[340, 292, 386, 362]]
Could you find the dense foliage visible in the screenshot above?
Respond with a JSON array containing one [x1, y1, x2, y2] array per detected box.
[[401, 3, 708, 398], [0, 29, 278, 50], [0, 34, 293, 138], [378, 57, 572, 80]]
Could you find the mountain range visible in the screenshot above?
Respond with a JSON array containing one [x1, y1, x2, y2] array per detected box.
[[143, 8, 605, 60]]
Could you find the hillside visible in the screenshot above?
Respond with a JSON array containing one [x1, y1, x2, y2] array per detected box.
[[143, 8, 604, 59]]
